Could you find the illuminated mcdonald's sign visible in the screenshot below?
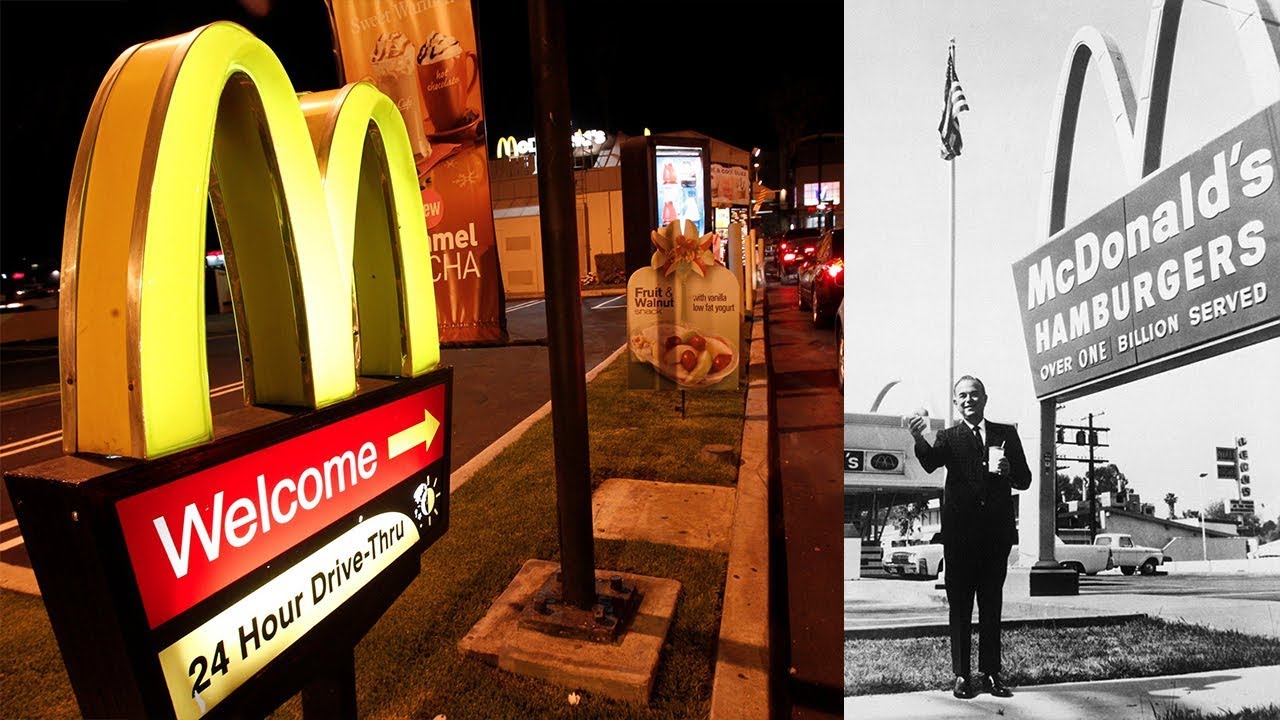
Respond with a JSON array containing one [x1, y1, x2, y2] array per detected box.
[[4, 22, 454, 720], [61, 20, 440, 459], [493, 128, 607, 159]]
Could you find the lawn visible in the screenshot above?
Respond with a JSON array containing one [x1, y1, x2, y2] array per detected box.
[[0, 353, 748, 719], [1157, 706, 1280, 720], [844, 617, 1280, 696]]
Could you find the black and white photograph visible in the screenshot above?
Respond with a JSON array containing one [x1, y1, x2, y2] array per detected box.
[[844, 2, 1280, 719]]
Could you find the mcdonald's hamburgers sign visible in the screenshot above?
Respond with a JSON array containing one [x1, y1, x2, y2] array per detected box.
[[1014, 103, 1280, 398], [4, 23, 453, 719]]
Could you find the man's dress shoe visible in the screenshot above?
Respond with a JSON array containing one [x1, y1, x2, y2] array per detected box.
[[981, 672, 1014, 697], [952, 675, 975, 699]]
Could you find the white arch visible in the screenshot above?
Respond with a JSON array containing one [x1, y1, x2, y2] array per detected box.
[[1037, 0, 1280, 239]]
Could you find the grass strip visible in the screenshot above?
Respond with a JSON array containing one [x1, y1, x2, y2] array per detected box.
[[1157, 705, 1280, 720], [844, 616, 1280, 696], [0, 354, 745, 719]]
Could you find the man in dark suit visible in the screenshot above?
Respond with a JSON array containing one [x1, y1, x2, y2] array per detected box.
[[907, 375, 1032, 699]]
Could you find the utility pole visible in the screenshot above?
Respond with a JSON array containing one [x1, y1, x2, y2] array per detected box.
[[1055, 414, 1110, 541], [1087, 413, 1097, 541]]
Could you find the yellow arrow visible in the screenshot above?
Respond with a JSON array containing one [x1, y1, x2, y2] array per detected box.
[[387, 410, 441, 460]]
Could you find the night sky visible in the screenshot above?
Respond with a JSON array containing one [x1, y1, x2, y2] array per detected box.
[[0, 0, 842, 266]]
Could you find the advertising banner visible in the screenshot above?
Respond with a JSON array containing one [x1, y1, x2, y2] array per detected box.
[[627, 221, 741, 391], [711, 163, 750, 206], [1012, 103, 1280, 398], [327, 0, 506, 343]]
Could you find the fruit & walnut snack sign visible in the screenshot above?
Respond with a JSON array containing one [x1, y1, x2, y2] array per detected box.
[[1012, 103, 1280, 398], [3, 21, 453, 720], [628, 220, 742, 391]]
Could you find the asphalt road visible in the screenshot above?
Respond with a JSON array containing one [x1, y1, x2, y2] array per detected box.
[[0, 295, 627, 569], [766, 283, 844, 720]]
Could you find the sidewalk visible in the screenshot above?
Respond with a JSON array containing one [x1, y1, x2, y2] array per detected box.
[[845, 576, 1280, 717], [846, 574, 1280, 639], [844, 664, 1280, 719]]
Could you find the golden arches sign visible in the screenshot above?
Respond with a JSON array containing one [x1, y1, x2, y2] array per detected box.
[[61, 21, 439, 460], [1038, 0, 1280, 237]]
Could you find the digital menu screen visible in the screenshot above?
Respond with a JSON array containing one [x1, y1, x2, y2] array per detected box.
[[655, 145, 706, 234]]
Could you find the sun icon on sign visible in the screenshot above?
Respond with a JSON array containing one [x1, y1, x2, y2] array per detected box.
[[413, 476, 440, 527]]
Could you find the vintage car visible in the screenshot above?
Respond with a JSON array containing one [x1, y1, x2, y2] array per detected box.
[[884, 533, 1111, 578], [1094, 533, 1170, 575]]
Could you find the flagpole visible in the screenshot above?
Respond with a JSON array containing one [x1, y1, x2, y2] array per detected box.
[[948, 156, 956, 424], [947, 37, 957, 425]]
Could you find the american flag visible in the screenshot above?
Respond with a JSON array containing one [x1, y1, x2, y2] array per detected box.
[[938, 42, 969, 160]]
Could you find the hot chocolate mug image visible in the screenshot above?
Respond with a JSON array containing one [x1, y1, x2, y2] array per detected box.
[[417, 31, 479, 133]]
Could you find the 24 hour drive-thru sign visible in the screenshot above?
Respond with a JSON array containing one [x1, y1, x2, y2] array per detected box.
[[4, 22, 452, 719], [1013, 103, 1280, 399]]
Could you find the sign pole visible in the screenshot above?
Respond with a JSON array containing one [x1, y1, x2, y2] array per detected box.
[[301, 647, 357, 719], [527, 0, 597, 610]]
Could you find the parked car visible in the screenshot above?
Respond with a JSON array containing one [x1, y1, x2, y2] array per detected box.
[[776, 229, 821, 284], [1094, 533, 1169, 575], [881, 536, 936, 576], [887, 533, 1108, 579], [835, 298, 844, 389], [797, 228, 843, 326], [1053, 537, 1112, 575]]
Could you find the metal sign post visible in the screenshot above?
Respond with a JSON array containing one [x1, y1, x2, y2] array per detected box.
[[521, 0, 639, 639]]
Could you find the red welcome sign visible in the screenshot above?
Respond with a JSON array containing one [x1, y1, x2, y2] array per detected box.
[[116, 384, 446, 628]]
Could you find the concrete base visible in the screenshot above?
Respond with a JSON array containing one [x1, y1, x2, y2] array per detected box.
[[458, 559, 681, 705], [1028, 566, 1079, 596], [592, 478, 735, 553]]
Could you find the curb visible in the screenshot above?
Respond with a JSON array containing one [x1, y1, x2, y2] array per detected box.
[[710, 302, 771, 720], [506, 288, 625, 300], [844, 613, 1149, 640], [0, 384, 60, 412]]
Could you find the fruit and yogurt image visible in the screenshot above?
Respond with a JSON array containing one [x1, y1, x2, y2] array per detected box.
[[630, 323, 738, 387]]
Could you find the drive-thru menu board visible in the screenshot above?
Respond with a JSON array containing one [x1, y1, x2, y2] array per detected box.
[[1012, 103, 1280, 398]]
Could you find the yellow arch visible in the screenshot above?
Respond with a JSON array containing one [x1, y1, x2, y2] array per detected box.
[[299, 83, 440, 378], [61, 22, 438, 459]]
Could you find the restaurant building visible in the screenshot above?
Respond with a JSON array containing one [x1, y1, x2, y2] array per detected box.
[[486, 128, 752, 296]]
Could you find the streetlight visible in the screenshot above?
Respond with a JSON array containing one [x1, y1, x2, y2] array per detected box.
[[1194, 470, 1235, 565]]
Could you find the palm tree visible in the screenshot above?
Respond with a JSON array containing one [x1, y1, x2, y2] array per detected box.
[[1164, 492, 1178, 519]]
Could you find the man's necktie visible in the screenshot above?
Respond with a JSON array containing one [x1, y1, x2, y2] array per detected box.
[[973, 425, 983, 449]]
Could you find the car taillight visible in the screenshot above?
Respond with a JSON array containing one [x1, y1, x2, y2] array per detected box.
[[783, 252, 796, 261], [780, 242, 789, 250], [804, 247, 815, 254], [826, 263, 844, 279]]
